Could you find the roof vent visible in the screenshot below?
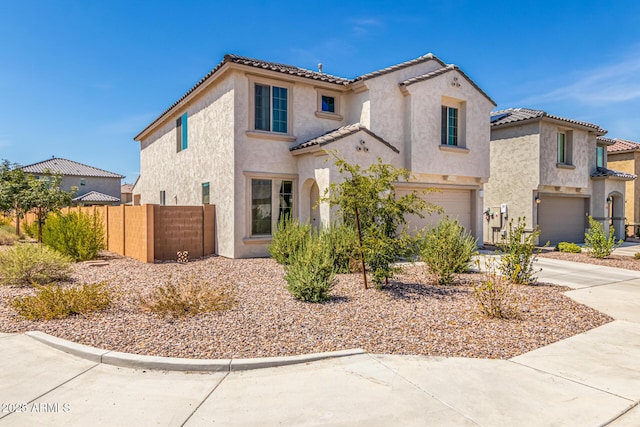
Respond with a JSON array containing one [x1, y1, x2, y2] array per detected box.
[[318, 63, 323, 74]]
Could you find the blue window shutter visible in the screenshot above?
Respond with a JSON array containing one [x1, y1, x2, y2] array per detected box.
[[182, 113, 188, 150]]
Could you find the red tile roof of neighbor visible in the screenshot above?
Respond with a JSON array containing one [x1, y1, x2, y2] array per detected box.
[[605, 138, 640, 153]]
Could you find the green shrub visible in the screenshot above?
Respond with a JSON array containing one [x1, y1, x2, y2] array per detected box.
[[42, 210, 105, 261], [268, 216, 312, 265], [584, 216, 622, 259], [321, 223, 358, 273], [12, 282, 111, 320], [556, 242, 582, 253], [419, 218, 478, 285], [22, 221, 38, 239], [0, 225, 19, 245], [473, 259, 519, 319], [138, 275, 235, 318], [0, 244, 72, 286], [498, 217, 542, 285], [284, 232, 336, 302]]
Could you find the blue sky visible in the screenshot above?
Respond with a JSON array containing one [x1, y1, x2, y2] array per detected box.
[[1, 1, 639, 183]]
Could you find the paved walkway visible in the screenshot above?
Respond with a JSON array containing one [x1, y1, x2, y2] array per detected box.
[[1, 249, 640, 426]]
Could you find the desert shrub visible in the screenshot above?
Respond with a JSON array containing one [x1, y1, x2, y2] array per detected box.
[[42, 210, 105, 261], [284, 232, 336, 302], [473, 259, 519, 319], [321, 223, 358, 273], [22, 221, 38, 239], [419, 218, 478, 285], [584, 216, 622, 259], [138, 275, 235, 318], [0, 225, 19, 245], [268, 216, 312, 265], [0, 243, 72, 286], [556, 242, 582, 253], [12, 282, 111, 320], [634, 252, 640, 260], [498, 217, 542, 285]]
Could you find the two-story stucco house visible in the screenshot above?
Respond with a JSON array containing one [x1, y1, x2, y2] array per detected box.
[[21, 157, 124, 205], [484, 108, 635, 245], [133, 53, 496, 258], [606, 138, 640, 235]]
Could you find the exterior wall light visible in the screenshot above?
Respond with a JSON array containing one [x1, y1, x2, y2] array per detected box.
[[606, 196, 612, 205], [534, 195, 541, 204]]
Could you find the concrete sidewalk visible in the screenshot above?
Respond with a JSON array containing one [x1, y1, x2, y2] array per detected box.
[[1, 255, 639, 426]]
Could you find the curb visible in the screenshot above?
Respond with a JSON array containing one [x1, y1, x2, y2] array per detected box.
[[24, 331, 365, 372]]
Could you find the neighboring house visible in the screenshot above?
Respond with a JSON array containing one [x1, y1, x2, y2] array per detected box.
[[133, 53, 496, 258], [606, 138, 640, 235], [121, 183, 134, 205], [484, 108, 635, 245], [21, 157, 124, 206]]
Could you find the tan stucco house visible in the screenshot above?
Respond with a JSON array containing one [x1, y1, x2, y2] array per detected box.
[[606, 138, 640, 235], [133, 53, 496, 258], [484, 108, 635, 245], [21, 157, 124, 206]]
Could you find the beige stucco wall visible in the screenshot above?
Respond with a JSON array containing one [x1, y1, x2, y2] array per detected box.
[[539, 121, 593, 190], [134, 75, 236, 257], [484, 124, 541, 240], [608, 151, 639, 227], [61, 176, 122, 202]]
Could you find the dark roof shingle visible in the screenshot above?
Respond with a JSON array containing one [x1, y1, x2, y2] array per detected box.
[[490, 108, 605, 133], [289, 123, 399, 154], [21, 157, 124, 178], [590, 166, 636, 180], [72, 191, 120, 203]]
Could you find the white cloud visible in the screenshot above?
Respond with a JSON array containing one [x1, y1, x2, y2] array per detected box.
[[349, 17, 383, 37], [521, 53, 640, 106]]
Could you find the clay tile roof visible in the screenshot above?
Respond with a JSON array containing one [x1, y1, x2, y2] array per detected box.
[[121, 183, 134, 193], [400, 65, 497, 106], [289, 123, 399, 153], [590, 166, 637, 180], [605, 138, 640, 153], [21, 157, 124, 178], [72, 191, 120, 203], [353, 53, 446, 82], [490, 108, 606, 133]]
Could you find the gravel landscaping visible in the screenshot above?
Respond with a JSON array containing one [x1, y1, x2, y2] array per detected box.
[[538, 250, 640, 271], [0, 251, 612, 360]]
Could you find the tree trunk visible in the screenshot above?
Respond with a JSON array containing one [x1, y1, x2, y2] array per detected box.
[[355, 207, 367, 289]]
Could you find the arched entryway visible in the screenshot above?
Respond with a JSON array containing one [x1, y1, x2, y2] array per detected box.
[[301, 178, 320, 230]]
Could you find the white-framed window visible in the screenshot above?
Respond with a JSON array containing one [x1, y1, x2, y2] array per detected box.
[[160, 190, 166, 206], [249, 177, 295, 236], [80, 178, 86, 186], [596, 146, 605, 168], [254, 83, 288, 133], [315, 89, 342, 120], [176, 112, 188, 152], [557, 130, 573, 165], [441, 106, 458, 146]]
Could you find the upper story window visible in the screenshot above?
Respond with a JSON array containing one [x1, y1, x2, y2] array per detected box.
[[176, 112, 188, 152], [315, 89, 342, 120], [557, 131, 573, 165], [202, 182, 210, 205], [321, 95, 335, 113], [441, 106, 458, 146], [255, 84, 288, 133], [596, 146, 605, 168], [80, 178, 86, 186]]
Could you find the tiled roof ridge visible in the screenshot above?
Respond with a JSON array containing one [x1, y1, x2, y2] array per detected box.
[[72, 191, 120, 202], [289, 123, 399, 154], [591, 166, 637, 180], [21, 157, 124, 179], [353, 53, 446, 82], [491, 107, 604, 132], [605, 137, 640, 153], [400, 65, 497, 106]]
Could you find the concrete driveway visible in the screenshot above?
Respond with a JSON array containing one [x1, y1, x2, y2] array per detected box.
[[1, 252, 639, 426]]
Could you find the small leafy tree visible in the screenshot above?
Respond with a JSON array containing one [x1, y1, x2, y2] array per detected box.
[[21, 173, 75, 242], [498, 217, 542, 285], [419, 217, 478, 285], [323, 153, 441, 288], [584, 216, 622, 259], [0, 160, 31, 236]]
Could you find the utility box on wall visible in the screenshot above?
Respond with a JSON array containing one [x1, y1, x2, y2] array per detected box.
[[489, 206, 502, 229]]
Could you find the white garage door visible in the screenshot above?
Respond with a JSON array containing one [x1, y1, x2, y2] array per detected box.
[[398, 188, 472, 233], [538, 196, 588, 244]]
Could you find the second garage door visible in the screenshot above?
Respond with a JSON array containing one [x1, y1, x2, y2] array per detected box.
[[538, 196, 588, 244], [398, 188, 473, 233]]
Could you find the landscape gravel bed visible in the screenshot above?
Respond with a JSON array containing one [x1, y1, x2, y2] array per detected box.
[[0, 251, 612, 360]]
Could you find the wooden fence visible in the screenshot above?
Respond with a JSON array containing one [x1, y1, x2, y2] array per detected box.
[[22, 205, 216, 263]]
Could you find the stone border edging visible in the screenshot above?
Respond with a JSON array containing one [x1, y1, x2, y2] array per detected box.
[[24, 331, 365, 372]]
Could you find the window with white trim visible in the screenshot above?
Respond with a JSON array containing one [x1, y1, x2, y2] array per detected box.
[[250, 178, 294, 236], [557, 130, 573, 165], [255, 84, 288, 133]]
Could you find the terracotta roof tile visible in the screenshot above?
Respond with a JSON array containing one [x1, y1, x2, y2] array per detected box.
[[289, 123, 399, 154], [605, 138, 640, 153], [490, 108, 605, 133], [21, 157, 124, 178]]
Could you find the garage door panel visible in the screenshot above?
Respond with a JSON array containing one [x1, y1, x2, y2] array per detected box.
[[538, 197, 587, 244], [399, 189, 472, 233]]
